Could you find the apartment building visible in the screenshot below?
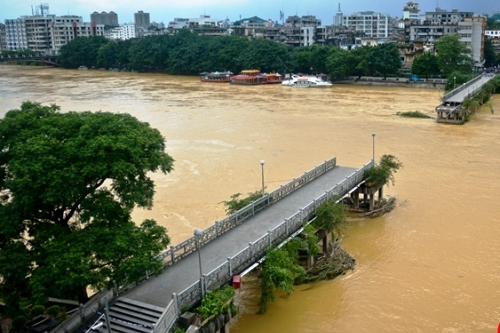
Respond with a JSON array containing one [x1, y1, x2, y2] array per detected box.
[[109, 24, 136, 40], [134, 11, 150, 28], [50, 16, 105, 53], [5, 18, 28, 51], [5, 15, 104, 55], [90, 11, 119, 26], [0, 23, 7, 52], [341, 11, 392, 38], [458, 16, 486, 66]]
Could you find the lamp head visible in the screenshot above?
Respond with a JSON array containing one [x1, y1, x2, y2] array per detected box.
[[194, 228, 202, 237], [372, 132, 376, 137], [260, 160, 265, 166]]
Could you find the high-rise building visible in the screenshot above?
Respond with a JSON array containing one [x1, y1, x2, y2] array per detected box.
[[90, 11, 118, 26], [134, 11, 150, 28]]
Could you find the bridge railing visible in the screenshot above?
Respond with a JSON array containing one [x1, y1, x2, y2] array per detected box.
[[173, 160, 374, 312], [441, 74, 482, 102], [151, 157, 337, 272]]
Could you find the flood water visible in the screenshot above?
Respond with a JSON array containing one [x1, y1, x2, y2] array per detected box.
[[1, 66, 499, 332]]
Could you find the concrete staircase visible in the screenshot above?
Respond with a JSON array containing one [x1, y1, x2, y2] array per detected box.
[[91, 298, 165, 333]]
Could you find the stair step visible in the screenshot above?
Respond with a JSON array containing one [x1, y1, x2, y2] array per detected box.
[[118, 298, 165, 314], [107, 318, 152, 333], [109, 308, 158, 326], [112, 302, 163, 319]]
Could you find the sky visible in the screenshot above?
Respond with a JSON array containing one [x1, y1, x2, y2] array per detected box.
[[0, 0, 498, 25]]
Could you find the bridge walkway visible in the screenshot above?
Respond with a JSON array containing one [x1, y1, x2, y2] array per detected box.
[[123, 165, 358, 308], [443, 74, 495, 103]]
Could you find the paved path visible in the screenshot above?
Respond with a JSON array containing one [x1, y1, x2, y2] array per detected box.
[[123, 165, 358, 308], [445, 75, 495, 103]]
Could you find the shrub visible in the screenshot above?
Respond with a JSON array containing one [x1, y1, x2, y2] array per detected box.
[[364, 155, 403, 187]]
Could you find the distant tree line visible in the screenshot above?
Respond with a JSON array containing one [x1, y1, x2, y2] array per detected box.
[[55, 31, 500, 82], [57, 31, 404, 80]]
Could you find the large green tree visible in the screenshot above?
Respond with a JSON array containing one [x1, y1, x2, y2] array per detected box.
[[435, 35, 474, 75], [365, 42, 402, 78], [411, 52, 441, 78], [0, 102, 174, 315]]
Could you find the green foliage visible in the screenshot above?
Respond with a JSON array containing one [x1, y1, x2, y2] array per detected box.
[[58, 36, 109, 68], [196, 285, 236, 320], [46, 305, 60, 317], [365, 43, 402, 78], [302, 225, 320, 256], [259, 243, 306, 314], [30, 305, 45, 317], [0, 102, 174, 313], [444, 71, 474, 92], [221, 191, 264, 215], [364, 155, 403, 187], [312, 196, 347, 237], [411, 53, 441, 78], [396, 111, 432, 118], [12, 316, 28, 332], [173, 328, 186, 333], [435, 35, 473, 76]]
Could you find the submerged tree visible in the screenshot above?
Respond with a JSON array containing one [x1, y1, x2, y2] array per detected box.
[[0, 102, 174, 315]]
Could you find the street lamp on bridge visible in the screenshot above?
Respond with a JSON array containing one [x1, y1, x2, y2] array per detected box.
[[372, 132, 376, 163], [260, 160, 265, 194], [194, 228, 204, 297], [454, 76, 456, 90]]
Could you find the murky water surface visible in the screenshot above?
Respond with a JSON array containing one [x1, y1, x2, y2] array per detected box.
[[1, 66, 499, 332]]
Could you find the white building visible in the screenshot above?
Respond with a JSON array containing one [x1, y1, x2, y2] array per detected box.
[[109, 24, 136, 40], [342, 11, 392, 38], [5, 18, 28, 51], [168, 15, 225, 30], [458, 16, 486, 66]]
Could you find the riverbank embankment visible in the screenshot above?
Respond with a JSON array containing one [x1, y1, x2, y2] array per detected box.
[[335, 76, 446, 89]]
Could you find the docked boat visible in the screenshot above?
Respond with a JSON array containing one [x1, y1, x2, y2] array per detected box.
[[230, 69, 266, 85], [282, 74, 332, 87], [200, 71, 232, 83], [78, 65, 88, 70], [263, 73, 284, 84]]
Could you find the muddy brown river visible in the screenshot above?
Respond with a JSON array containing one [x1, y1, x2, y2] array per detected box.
[[1, 66, 499, 332]]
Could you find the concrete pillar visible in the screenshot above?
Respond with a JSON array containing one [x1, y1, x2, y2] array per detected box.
[[369, 193, 375, 211], [353, 191, 359, 209], [322, 235, 328, 253], [378, 187, 383, 200]]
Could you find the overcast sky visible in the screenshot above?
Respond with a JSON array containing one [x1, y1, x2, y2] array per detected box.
[[1, 0, 498, 24]]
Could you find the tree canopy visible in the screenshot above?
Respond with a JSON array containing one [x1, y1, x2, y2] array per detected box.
[[435, 35, 473, 76], [411, 52, 441, 78], [0, 102, 174, 315]]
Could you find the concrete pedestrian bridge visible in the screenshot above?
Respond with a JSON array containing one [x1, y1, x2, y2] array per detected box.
[[54, 157, 374, 333], [436, 73, 498, 123]]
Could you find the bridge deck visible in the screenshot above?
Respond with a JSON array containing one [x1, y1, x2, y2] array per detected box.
[[444, 75, 495, 103], [123, 165, 358, 308]]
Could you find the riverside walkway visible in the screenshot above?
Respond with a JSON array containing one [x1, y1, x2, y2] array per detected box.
[[55, 157, 373, 333]]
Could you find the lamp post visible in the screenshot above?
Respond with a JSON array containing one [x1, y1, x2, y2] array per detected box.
[[260, 160, 265, 194], [194, 228, 204, 297], [372, 132, 376, 163], [454, 76, 456, 90]]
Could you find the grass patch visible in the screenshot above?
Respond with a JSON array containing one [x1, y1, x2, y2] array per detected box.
[[396, 111, 432, 118]]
